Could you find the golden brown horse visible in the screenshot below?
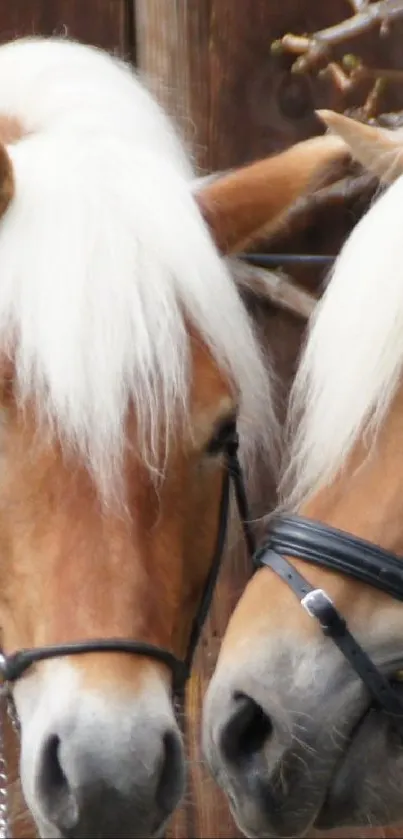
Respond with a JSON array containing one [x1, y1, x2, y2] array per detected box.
[[203, 113, 403, 838], [0, 35, 349, 839]]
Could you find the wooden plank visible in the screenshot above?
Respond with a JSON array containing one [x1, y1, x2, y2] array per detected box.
[[134, 2, 403, 838], [134, 0, 351, 173], [134, 1, 195, 158], [133, 3, 323, 835], [0, 3, 399, 838], [0, 0, 129, 55]]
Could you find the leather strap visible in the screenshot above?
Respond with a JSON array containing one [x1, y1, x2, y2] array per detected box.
[[0, 640, 188, 693], [0, 429, 256, 698], [256, 520, 403, 731], [265, 515, 403, 601], [228, 437, 256, 557], [184, 466, 231, 677]]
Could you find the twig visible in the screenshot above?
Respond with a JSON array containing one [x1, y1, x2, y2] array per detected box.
[[319, 60, 387, 119], [321, 61, 354, 92], [301, 170, 377, 206], [361, 77, 386, 118], [271, 0, 403, 72], [353, 64, 403, 82], [331, 55, 403, 86], [348, 0, 370, 11], [266, 171, 378, 244], [230, 260, 316, 320]]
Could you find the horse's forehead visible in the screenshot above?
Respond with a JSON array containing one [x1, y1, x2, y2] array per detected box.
[[0, 351, 232, 502], [189, 328, 235, 408], [188, 329, 236, 445]]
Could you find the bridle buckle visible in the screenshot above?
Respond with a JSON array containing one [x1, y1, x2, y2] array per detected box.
[[301, 588, 333, 619]]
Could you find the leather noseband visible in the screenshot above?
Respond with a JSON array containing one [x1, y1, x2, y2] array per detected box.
[[255, 515, 403, 733]]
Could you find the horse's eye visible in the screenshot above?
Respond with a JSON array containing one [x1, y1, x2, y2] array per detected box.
[[206, 416, 237, 455]]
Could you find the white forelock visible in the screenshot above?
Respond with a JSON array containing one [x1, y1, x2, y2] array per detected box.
[[0, 36, 275, 498], [282, 174, 403, 508]]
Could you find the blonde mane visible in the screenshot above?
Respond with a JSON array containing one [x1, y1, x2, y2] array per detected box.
[[282, 174, 403, 508], [0, 36, 276, 499]]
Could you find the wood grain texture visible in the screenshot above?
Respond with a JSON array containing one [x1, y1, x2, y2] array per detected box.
[[135, 2, 403, 837], [135, 0, 348, 172], [0, 2, 400, 837], [133, 0, 403, 293], [0, 0, 130, 56]]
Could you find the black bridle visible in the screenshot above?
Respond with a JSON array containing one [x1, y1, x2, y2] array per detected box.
[[0, 251, 335, 698], [4, 430, 403, 737], [254, 515, 403, 733], [3, 428, 403, 735], [0, 428, 250, 700]]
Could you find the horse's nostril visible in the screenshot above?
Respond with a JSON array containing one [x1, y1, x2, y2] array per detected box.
[[33, 720, 185, 837], [220, 692, 273, 767], [38, 734, 79, 831], [155, 728, 184, 812]]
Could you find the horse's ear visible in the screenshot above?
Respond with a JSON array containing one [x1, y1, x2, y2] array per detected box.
[[317, 109, 403, 184], [194, 134, 349, 254], [0, 144, 13, 216]]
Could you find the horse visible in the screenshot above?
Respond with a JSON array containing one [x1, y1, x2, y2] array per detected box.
[[0, 34, 350, 839], [203, 111, 403, 838]]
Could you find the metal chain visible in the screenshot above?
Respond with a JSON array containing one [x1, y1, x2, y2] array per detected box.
[[5, 697, 19, 739], [0, 691, 11, 839]]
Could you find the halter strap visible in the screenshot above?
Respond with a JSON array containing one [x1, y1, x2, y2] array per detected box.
[[0, 429, 253, 698], [264, 514, 403, 601], [255, 514, 403, 731], [0, 641, 188, 694]]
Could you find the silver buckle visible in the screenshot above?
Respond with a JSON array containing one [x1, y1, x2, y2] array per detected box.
[[301, 588, 334, 618]]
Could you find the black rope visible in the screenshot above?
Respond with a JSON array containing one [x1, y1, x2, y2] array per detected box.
[[239, 253, 336, 267]]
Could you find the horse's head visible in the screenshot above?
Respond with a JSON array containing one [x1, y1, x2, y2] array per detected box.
[[203, 114, 403, 838], [0, 36, 349, 839]]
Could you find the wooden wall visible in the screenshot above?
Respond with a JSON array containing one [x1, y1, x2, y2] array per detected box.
[[0, 1, 403, 837], [134, 4, 403, 837]]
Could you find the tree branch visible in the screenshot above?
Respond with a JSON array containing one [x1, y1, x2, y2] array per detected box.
[[266, 170, 379, 245], [271, 0, 403, 72], [230, 260, 316, 320], [348, 0, 370, 11]]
